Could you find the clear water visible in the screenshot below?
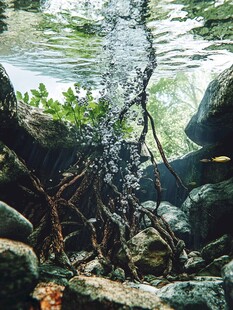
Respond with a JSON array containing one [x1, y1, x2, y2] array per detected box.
[[148, 0, 233, 78], [0, 0, 232, 104]]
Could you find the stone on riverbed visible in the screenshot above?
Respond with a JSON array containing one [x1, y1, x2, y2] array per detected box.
[[117, 227, 172, 275], [222, 259, 233, 310], [62, 275, 172, 309], [181, 177, 233, 248], [157, 279, 226, 310], [0, 238, 39, 307], [201, 234, 233, 263]]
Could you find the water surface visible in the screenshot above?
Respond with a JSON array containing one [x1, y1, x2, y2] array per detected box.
[[0, 0, 233, 89], [0, 0, 232, 126]]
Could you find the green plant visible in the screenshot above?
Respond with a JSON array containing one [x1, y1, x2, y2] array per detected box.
[[16, 83, 133, 143]]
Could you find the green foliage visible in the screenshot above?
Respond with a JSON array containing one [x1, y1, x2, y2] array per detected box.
[[16, 83, 133, 143], [175, 0, 233, 42], [146, 73, 206, 158]]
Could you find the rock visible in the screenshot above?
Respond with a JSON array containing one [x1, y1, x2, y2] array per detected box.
[[62, 275, 172, 309], [184, 256, 206, 274], [109, 267, 126, 282], [0, 64, 17, 128], [83, 258, 108, 276], [126, 281, 159, 294], [39, 264, 74, 286], [222, 259, 233, 310], [0, 238, 39, 306], [178, 249, 188, 264], [141, 201, 191, 244], [117, 227, 172, 275], [201, 234, 233, 263], [144, 274, 170, 288], [0, 201, 33, 243], [188, 251, 202, 258], [69, 250, 94, 267], [157, 279, 226, 310], [181, 177, 233, 248], [0, 66, 79, 184], [185, 64, 233, 146], [32, 282, 65, 309], [0, 141, 29, 185], [16, 100, 78, 149], [198, 255, 231, 277]]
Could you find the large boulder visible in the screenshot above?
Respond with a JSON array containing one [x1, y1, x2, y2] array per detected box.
[[0, 201, 33, 243], [62, 275, 172, 309], [181, 177, 233, 248], [117, 227, 172, 275], [0, 238, 39, 306], [185, 65, 233, 146], [157, 279, 226, 310]]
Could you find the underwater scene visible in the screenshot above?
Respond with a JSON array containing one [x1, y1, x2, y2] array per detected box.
[[0, 0, 233, 308]]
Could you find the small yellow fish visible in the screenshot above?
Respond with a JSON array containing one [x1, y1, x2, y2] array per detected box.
[[62, 172, 74, 177], [200, 156, 231, 163], [187, 181, 197, 187]]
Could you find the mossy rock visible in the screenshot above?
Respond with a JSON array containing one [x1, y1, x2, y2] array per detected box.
[[0, 141, 28, 185]]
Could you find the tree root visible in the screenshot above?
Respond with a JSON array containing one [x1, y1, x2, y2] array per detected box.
[[21, 50, 186, 279], [94, 179, 141, 281]]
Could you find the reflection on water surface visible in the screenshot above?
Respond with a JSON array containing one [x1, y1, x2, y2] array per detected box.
[[0, 0, 232, 108]]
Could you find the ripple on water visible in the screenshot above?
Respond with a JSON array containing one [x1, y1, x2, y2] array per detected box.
[[0, 0, 232, 93]]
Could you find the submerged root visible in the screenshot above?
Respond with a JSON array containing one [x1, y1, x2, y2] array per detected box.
[[94, 179, 140, 281], [22, 56, 185, 279]]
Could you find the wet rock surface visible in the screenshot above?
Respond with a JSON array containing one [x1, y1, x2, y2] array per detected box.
[[0, 201, 33, 243], [0, 141, 29, 185], [117, 227, 173, 275], [198, 255, 231, 277], [181, 177, 233, 248], [201, 234, 233, 263], [142, 201, 192, 245], [184, 255, 206, 274], [0, 238, 39, 306], [38, 264, 74, 286], [222, 259, 233, 310], [157, 279, 226, 310], [185, 64, 233, 146], [0, 63, 17, 127], [62, 275, 172, 310]]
